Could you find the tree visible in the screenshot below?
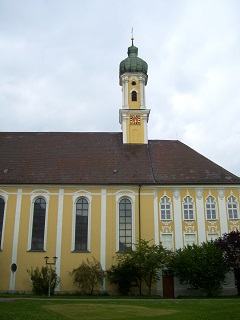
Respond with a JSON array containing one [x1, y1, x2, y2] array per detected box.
[[71, 257, 104, 295], [169, 241, 229, 297], [107, 240, 170, 296], [107, 254, 139, 295], [27, 266, 60, 295], [130, 240, 170, 295], [215, 230, 240, 295]]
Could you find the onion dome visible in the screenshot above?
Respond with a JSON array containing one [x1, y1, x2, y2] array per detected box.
[[119, 42, 148, 77]]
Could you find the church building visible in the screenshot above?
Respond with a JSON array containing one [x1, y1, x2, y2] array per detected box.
[[0, 40, 240, 296]]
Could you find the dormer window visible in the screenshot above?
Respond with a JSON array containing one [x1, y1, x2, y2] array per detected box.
[[131, 91, 137, 101]]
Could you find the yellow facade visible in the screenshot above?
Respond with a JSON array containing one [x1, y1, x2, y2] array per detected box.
[[0, 184, 239, 293]]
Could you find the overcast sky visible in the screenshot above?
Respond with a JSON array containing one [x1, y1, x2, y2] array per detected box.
[[1, 0, 240, 177]]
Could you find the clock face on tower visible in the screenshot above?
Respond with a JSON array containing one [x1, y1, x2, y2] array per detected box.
[[130, 115, 141, 125]]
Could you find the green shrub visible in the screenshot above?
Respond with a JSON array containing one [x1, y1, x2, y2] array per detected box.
[[71, 257, 105, 295], [27, 266, 60, 295]]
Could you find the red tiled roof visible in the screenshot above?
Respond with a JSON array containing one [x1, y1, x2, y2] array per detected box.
[[0, 132, 239, 185]]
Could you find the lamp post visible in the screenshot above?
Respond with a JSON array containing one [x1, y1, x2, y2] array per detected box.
[[44, 256, 57, 298]]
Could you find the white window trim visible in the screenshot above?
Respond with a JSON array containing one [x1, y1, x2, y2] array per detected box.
[[0, 194, 8, 250], [159, 196, 172, 221], [205, 195, 218, 220], [28, 193, 50, 251], [72, 193, 92, 252], [182, 196, 195, 221], [207, 232, 219, 242], [130, 88, 139, 94], [116, 194, 135, 252], [160, 232, 174, 251], [184, 232, 197, 246], [227, 195, 239, 220]]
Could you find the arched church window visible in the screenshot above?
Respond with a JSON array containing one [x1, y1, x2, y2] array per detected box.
[[75, 197, 89, 251], [0, 198, 5, 249], [31, 197, 46, 250], [131, 91, 137, 101], [119, 198, 132, 252]]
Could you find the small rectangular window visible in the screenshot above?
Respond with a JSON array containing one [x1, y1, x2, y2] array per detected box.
[[207, 233, 218, 242], [184, 233, 196, 246], [161, 233, 173, 251]]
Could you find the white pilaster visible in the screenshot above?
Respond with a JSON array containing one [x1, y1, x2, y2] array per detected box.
[[124, 77, 129, 108], [195, 189, 206, 244], [218, 189, 228, 235], [143, 113, 149, 144], [100, 189, 107, 291], [173, 189, 183, 249], [55, 188, 64, 292], [100, 189, 107, 269], [139, 77, 144, 109], [153, 189, 159, 244], [9, 189, 22, 292]]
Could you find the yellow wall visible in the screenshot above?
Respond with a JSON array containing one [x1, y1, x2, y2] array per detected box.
[[127, 117, 145, 144], [0, 185, 239, 293]]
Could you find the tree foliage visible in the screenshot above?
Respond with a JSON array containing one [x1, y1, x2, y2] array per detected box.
[[169, 241, 229, 296], [27, 266, 60, 295], [107, 254, 139, 295], [107, 240, 170, 295], [215, 230, 240, 295], [71, 257, 104, 295], [130, 240, 170, 295]]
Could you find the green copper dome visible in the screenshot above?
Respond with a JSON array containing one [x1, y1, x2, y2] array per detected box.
[[119, 43, 148, 77]]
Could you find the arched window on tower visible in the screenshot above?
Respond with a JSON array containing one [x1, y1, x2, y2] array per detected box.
[[0, 198, 5, 249], [75, 197, 89, 251], [131, 90, 137, 101], [31, 197, 46, 250], [119, 198, 132, 252]]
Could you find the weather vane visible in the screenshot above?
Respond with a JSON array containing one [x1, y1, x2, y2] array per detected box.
[[131, 27, 134, 45]]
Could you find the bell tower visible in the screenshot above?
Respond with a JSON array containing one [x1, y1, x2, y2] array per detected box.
[[119, 38, 150, 144]]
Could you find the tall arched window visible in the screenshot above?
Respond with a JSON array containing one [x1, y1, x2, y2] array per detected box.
[[183, 196, 195, 220], [119, 198, 132, 252], [0, 198, 5, 249], [206, 196, 217, 220], [227, 195, 239, 219], [131, 91, 137, 101], [31, 197, 46, 250], [75, 198, 89, 251], [160, 196, 172, 220]]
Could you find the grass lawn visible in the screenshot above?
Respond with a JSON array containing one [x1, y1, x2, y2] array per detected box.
[[0, 298, 239, 320]]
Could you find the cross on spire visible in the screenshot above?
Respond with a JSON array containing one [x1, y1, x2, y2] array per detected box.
[[131, 27, 134, 45]]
